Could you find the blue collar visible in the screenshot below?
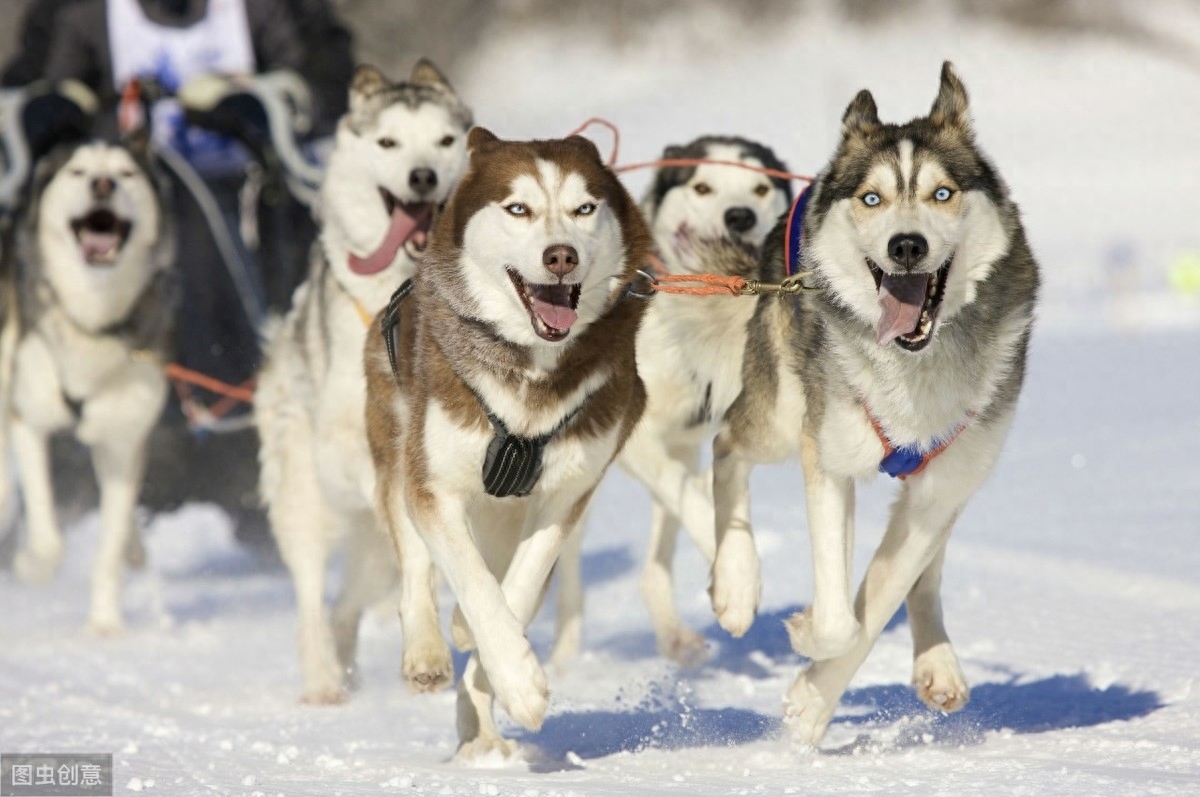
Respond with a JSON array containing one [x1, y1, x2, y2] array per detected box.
[[783, 185, 812, 277], [866, 404, 974, 480]]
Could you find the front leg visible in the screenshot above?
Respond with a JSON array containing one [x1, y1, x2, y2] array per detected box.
[[85, 435, 149, 634], [785, 428, 859, 660], [454, 491, 591, 760], [709, 428, 760, 637], [12, 419, 64, 583], [907, 540, 969, 712], [391, 484, 548, 734]]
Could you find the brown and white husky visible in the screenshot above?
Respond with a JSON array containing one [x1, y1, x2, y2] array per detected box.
[[363, 128, 651, 759]]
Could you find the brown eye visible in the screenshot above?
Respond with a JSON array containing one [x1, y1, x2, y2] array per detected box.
[[377, 137, 397, 149], [693, 182, 712, 196], [753, 184, 770, 197], [438, 135, 456, 147]]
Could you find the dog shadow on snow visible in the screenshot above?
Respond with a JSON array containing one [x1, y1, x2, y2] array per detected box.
[[520, 603, 1162, 767]]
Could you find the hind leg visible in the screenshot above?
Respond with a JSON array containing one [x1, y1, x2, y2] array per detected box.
[[641, 502, 707, 667], [907, 541, 969, 712], [268, 432, 345, 704], [12, 419, 64, 583], [548, 518, 585, 669], [330, 516, 399, 690]]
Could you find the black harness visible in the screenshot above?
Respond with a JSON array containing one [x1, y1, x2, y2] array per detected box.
[[380, 279, 582, 499]]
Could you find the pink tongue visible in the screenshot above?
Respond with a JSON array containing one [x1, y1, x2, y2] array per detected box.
[[876, 273, 930, 346], [80, 230, 120, 262], [347, 206, 422, 275], [529, 296, 578, 331]]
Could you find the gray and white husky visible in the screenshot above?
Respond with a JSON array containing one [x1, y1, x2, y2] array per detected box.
[[0, 137, 175, 632], [708, 63, 1039, 745], [551, 136, 793, 668], [255, 60, 472, 704]]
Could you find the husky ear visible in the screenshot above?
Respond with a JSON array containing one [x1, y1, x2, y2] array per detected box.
[[410, 57, 455, 93], [122, 123, 152, 161], [467, 126, 499, 155], [349, 64, 389, 114], [930, 61, 970, 130], [842, 89, 880, 137], [565, 134, 603, 164]]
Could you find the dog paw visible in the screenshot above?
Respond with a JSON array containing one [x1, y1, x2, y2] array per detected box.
[[403, 638, 455, 693], [709, 537, 760, 637], [86, 615, 125, 638], [657, 626, 708, 670], [455, 736, 521, 764], [451, 605, 476, 651], [300, 684, 349, 706], [784, 607, 860, 660], [783, 671, 835, 748], [486, 644, 549, 731], [912, 643, 970, 713], [14, 544, 64, 584]]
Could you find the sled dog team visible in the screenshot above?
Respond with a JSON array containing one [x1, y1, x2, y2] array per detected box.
[[0, 58, 1039, 757]]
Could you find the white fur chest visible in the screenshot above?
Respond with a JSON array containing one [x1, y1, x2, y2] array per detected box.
[[639, 292, 754, 432], [311, 294, 378, 509], [38, 308, 144, 402]]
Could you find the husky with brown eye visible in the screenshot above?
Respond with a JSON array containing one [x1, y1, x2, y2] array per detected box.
[[0, 136, 175, 635], [255, 58, 473, 705], [362, 128, 652, 761], [707, 62, 1040, 746]]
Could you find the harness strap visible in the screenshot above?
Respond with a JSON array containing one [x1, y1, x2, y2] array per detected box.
[[378, 278, 584, 499], [865, 404, 973, 480], [783, 185, 812, 278]]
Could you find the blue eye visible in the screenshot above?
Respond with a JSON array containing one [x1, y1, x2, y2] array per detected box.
[[862, 192, 881, 207], [504, 203, 528, 216], [934, 187, 953, 202], [575, 202, 596, 216]]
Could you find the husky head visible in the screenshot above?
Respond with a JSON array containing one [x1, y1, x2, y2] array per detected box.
[[807, 62, 1012, 353], [325, 59, 473, 278], [646, 136, 791, 271], [34, 135, 168, 282], [428, 128, 650, 348]]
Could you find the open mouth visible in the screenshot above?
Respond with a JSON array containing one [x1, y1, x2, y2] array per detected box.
[[71, 209, 132, 266], [347, 191, 434, 276], [380, 189, 433, 251], [506, 268, 582, 343], [867, 256, 953, 352]]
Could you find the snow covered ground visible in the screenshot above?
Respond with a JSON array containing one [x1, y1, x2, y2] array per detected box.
[[3, 6, 1200, 796]]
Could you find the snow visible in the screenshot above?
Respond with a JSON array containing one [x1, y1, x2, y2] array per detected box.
[[3, 6, 1200, 796]]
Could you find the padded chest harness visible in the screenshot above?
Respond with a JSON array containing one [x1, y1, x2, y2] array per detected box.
[[784, 188, 972, 479], [380, 280, 582, 499]]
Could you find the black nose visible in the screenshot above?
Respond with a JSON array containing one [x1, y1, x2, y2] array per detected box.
[[409, 168, 437, 197], [543, 244, 579, 277], [91, 176, 115, 200], [887, 233, 929, 270], [724, 206, 757, 235]]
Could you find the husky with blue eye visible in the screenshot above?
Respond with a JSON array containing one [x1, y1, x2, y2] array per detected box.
[[363, 128, 651, 760], [709, 62, 1040, 746]]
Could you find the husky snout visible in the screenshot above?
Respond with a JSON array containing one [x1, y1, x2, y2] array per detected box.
[[542, 244, 578, 278], [91, 176, 116, 201], [408, 168, 438, 197], [887, 233, 929, 271], [724, 206, 756, 235]]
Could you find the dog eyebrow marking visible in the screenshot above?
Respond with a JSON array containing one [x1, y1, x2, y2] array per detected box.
[[897, 139, 915, 199]]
